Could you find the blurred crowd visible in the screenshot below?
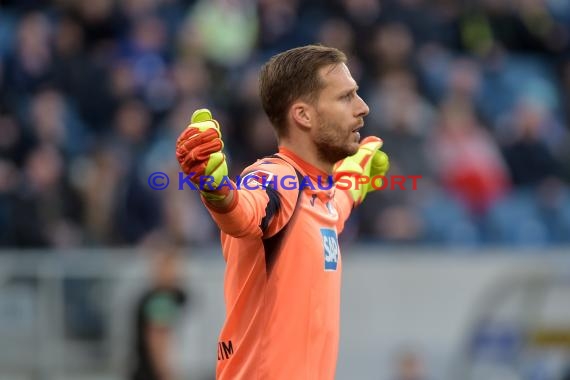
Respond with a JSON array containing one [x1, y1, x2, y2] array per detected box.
[[1, 0, 570, 248]]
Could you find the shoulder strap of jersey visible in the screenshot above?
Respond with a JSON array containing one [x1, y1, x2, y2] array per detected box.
[[262, 153, 304, 235], [261, 154, 304, 273]]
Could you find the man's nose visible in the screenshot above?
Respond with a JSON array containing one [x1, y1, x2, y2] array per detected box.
[[356, 95, 369, 117]]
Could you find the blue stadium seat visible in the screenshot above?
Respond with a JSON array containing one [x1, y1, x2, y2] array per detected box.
[[485, 190, 550, 246], [420, 191, 481, 246]]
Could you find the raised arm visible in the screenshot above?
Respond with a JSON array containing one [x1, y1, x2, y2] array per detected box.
[[175, 109, 298, 238]]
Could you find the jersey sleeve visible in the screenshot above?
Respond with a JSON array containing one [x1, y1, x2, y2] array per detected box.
[[203, 158, 299, 239], [332, 188, 355, 234]]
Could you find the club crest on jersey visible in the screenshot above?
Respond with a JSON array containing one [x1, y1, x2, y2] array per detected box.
[[239, 170, 275, 188], [321, 228, 339, 271]]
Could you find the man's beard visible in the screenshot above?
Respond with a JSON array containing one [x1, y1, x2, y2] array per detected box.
[[314, 118, 358, 165]]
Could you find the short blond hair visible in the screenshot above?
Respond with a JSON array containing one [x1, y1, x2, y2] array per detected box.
[[259, 45, 347, 137]]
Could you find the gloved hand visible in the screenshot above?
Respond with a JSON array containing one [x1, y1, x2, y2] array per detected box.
[[176, 109, 230, 201], [333, 136, 390, 205]]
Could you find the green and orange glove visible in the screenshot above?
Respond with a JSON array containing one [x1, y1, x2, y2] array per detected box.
[[333, 136, 390, 205], [175, 109, 230, 202]]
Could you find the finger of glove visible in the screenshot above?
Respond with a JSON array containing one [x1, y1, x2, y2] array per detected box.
[[184, 152, 227, 183], [359, 136, 383, 153], [186, 139, 223, 162], [179, 140, 224, 173], [181, 159, 207, 178], [177, 127, 219, 150], [356, 137, 384, 172], [176, 140, 222, 168], [176, 129, 221, 158], [182, 153, 227, 183], [176, 125, 215, 146], [370, 150, 390, 175], [205, 151, 227, 179], [191, 109, 213, 123], [176, 125, 220, 157], [360, 136, 383, 146]]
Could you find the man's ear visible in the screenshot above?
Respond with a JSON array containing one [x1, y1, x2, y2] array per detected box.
[[290, 102, 313, 129]]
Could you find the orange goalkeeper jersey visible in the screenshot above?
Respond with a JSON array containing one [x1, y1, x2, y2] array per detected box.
[[204, 147, 354, 380]]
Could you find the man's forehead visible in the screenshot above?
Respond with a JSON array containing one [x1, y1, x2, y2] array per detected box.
[[319, 63, 356, 89]]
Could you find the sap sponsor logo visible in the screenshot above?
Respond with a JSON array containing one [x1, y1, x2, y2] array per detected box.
[[321, 228, 339, 271]]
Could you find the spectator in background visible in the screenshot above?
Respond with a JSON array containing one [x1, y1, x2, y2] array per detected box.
[[256, 0, 302, 54], [3, 12, 54, 103], [28, 87, 89, 158], [367, 69, 434, 177], [77, 144, 126, 245], [500, 100, 562, 187], [334, 0, 382, 67], [52, 13, 115, 132], [119, 14, 175, 114], [559, 133, 570, 184], [187, 0, 258, 69], [428, 101, 511, 217], [559, 60, 570, 183], [0, 158, 19, 245], [130, 237, 189, 380], [240, 108, 278, 163], [368, 22, 416, 78], [0, 114, 29, 166], [71, 0, 123, 56], [316, 18, 362, 82], [444, 58, 483, 116], [8, 143, 83, 247], [359, 69, 434, 242], [107, 98, 162, 244], [171, 57, 212, 101]]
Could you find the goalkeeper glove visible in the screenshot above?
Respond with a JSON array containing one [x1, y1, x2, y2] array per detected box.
[[333, 136, 390, 205], [175, 109, 230, 202]]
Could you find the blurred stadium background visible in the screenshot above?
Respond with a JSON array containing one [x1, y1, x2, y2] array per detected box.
[[1, 0, 570, 379]]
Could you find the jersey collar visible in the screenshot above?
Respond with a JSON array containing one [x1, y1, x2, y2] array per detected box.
[[277, 146, 329, 181], [277, 147, 334, 201]]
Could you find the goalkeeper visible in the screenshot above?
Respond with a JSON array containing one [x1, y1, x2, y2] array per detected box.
[[175, 45, 389, 380]]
